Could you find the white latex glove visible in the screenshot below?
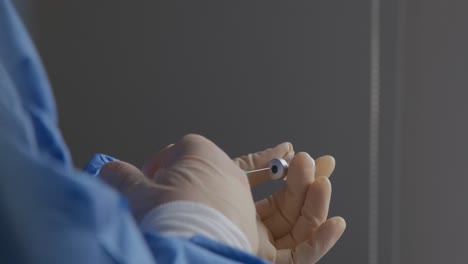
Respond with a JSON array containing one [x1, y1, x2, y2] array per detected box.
[[99, 134, 259, 252], [234, 143, 346, 263]]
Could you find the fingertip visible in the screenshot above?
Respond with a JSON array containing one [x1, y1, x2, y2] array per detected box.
[[142, 143, 175, 177], [332, 216, 347, 232], [322, 217, 346, 245], [100, 161, 126, 177], [304, 176, 332, 219], [287, 152, 316, 186], [281, 142, 294, 153], [100, 160, 142, 178], [178, 133, 219, 154], [317, 155, 335, 166], [180, 133, 208, 143], [292, 152, 315, 166], [309, 176, 331, 194], [272, 142, 294, 161], [278, 141, 293, 148], [282, 142, 295, 162], [98, 161, 145, 192], [308, 217, 346, 248], [315, 155, 336, 178]]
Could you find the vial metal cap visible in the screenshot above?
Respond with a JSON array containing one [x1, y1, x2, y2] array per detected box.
[[268, 158, 289, 180]]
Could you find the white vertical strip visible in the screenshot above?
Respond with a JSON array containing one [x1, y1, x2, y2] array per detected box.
[[369, 0, 381, 263]]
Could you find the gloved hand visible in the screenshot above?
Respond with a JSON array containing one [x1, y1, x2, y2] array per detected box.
[[99, 134, 260, 252], [234, 143, 346, 263]]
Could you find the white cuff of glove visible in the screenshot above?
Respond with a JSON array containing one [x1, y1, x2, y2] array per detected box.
[[139, 201, 252, 253]]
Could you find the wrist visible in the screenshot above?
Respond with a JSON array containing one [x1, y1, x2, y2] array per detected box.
[[139, 200, 253, 253]]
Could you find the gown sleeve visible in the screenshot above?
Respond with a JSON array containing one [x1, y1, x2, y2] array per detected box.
[[0, 1, 269, 263]]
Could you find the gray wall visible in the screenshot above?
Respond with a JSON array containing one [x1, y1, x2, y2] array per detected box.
[[399, 0, 468, 263], [16, 0, 468, 263], [31, 0, 372, 263]]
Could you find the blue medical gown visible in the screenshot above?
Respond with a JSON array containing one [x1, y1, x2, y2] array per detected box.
[[0, 1, 268, 263]]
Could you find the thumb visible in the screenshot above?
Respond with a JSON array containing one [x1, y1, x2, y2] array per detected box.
[[142, 143, 175, 179], [233, 142, 294, 187], [99, 161, 157, 220], [99, 161, 147, 194]]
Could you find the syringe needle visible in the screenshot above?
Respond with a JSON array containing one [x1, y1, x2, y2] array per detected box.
[[244, 167, 270, 174]]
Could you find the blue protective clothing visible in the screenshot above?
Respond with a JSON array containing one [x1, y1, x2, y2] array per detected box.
[[0, 1, 268, 263]]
